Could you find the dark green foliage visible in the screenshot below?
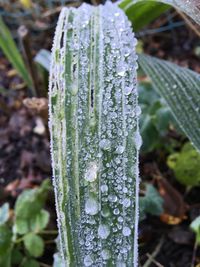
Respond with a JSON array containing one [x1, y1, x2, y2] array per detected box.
[[0, 180, 52, 267], [168, 143, 200, 186], [140, 184, 164, 220], [139, 82, 174, 152]]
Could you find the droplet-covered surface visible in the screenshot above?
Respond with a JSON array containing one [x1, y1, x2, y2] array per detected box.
[[49, 2, 140, 266]]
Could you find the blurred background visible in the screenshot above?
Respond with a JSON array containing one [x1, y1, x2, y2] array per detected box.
[[0, 0, 200, 266]]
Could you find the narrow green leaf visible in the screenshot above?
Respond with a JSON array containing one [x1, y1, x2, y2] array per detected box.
[[24, 233, 44, 258], [49, 2, 140, 266], [138, 54, 200, 152], [119, 0, 200, 26], [0, 17, 32, 88], [120, 1, 170, 32]]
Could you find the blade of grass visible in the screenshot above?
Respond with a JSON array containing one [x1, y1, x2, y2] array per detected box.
[[0, 17, 32, 89], [138, 53, 200, 152]]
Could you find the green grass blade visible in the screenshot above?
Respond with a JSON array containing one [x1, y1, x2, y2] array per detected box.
[[119, 1, 170, 32], [49, 3, 140, 266], [0, 17, 32, 88], [119, 0, 200, 26], [138, 53, 200, 151]]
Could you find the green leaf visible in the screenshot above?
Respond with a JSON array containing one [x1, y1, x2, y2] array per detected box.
[[139, 82, 174, 152], [0, 17, 32, 89], [0, 248, 12, 267], [30, 210, 50, 232], [138, 54, 200, 152], [140, 114, 159, 152], [34, 49, 51, 72], [11, 248, 23, 265], [15, 179, 50, 219], [119, 0, 200, 26], [190, 215, 200, 245], [0, 203, 9, 225], [167, 143, 200, 186], [22, 258, 40, 267], [120, 1, 170, 32], [14, 218, 29, 235], [0, 225, 12, 256], [49, 3, 140, 265], [24, 233, 44, 258], [140, 184, 163, 220]]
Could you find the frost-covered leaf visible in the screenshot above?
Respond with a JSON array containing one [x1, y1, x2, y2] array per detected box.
[[53, 253, 65, 267], [138, 54, 200, 152], [49, 2, 140, 266], [119, 0, 200, 26]]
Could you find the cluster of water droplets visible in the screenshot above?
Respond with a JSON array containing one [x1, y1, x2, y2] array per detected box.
[[49, 2, 141, 266]]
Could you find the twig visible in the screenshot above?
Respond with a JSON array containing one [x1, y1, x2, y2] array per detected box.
[[176, 10, 200, 37], [143, 236, 165, 267], [191, 240, 198, 267]]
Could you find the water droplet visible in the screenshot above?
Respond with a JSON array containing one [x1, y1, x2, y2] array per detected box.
[[108, 194, 118, 203], [85, 162, 98, 182], [99, 139, 111, 151], [101, 249, 111, 260], [136, 106, 141, 116], [98, 224, 110, 239], [84, 255, 93, 266], [85, 198, 98, 215], [124, 86, 132, 95], [123, 198, 131, 208], [115, 145, 125, 154], [134, 131, 142, 150], [113, 208, 120, 215], [101, 206, 111, 218], [101, 184, 108, 193], [116, 261, 126, 267], [122, 226, 131, 236]]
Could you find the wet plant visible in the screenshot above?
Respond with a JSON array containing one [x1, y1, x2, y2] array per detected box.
[[49, 1, 200, 266]]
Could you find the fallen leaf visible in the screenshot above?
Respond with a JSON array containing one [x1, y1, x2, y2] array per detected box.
[[157, 178, 188, 224]]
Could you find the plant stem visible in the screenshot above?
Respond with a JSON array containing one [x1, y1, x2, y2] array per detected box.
[[143, 236, 164, 267]]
